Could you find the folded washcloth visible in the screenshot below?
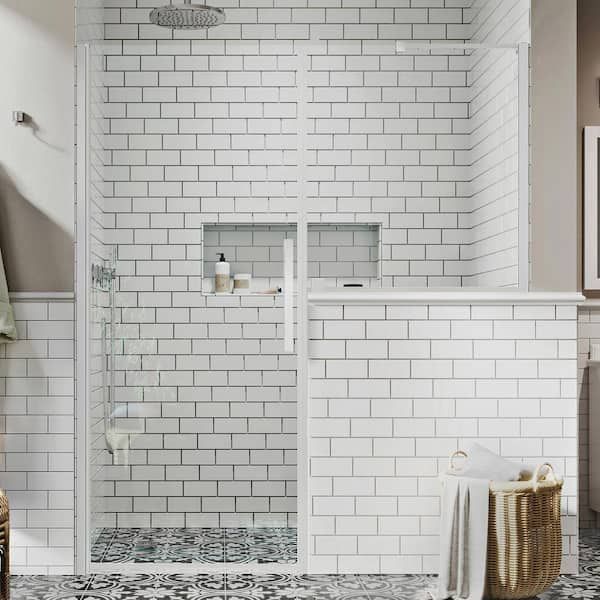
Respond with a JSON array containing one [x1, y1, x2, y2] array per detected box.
[[437, 475, 489, 600], [449, 443, 533, 482]]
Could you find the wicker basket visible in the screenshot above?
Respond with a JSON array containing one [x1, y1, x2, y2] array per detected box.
[[0, 492, 9, 600], [449, 452, 562, 600]]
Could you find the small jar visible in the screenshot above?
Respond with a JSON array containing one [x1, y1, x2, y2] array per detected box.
[[233, 273, 252, 294]]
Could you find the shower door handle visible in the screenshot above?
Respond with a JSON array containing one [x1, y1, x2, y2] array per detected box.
[[283, 238, 294, 353]]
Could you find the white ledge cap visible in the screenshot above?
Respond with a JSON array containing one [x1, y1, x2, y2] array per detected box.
[[9, 292, 75, 302], [308, 289, 585, 306]]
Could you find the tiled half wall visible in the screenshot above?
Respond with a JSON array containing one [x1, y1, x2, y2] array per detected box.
[[309, 299, 578, 574]]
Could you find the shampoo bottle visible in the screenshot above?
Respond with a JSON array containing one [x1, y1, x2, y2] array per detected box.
[[215, 253, 231, 293]]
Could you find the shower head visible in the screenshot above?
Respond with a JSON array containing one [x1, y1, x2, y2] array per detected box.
[[150, 0, 225, 29]]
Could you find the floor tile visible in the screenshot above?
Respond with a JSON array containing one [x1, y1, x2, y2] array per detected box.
[[359, 574, 436, 599], [11, 575, 91, 600], [227, 574, 367, 599], [11, 530, 600, 599], [84, 574, 227, 599], [91, 527, 297, 565]]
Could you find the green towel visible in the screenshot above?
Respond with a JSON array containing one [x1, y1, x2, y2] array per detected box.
[[0, 246, 16, 343]]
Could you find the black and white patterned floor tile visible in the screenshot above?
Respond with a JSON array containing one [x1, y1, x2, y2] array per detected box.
[[11, 531, 600, 599], [10, 574, 436, 600], [90, 528, 297, 565]]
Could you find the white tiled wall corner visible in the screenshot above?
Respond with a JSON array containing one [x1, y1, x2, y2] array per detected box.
[[0, 300, 75, 575], [309, 301, 578, 574], [468, 0, 530, 46], [464, 2, 529, 287], [461, 46, 520, 287]]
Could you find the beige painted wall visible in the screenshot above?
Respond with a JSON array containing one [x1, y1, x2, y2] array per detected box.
[[578, 0, 600, 142], [578, 0, 600, 294], [530, 0, 578, 292], [0, 0, 75, 292]]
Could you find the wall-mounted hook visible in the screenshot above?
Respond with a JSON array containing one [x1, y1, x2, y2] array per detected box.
[[12, 111, 28, 125]]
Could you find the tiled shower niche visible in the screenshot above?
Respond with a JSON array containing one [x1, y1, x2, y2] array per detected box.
[[202, 223, 381, 293]]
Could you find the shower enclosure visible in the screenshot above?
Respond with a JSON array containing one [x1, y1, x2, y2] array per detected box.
[[76, 0, 530, 575]]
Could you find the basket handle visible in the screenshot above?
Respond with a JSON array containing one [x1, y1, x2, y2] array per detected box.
[[449, 450, 467, 473], [532, 463, 556, 490]]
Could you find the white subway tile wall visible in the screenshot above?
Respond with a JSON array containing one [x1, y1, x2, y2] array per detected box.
[[1, 297, 581, 574], [464, 0, 529, 285], [305, 46, 472, 287], [99, 293, 297, 528], [98, 0, 530, 530], [461, 46, 519, 286], [578, 306, 600, 529], [101, 0, 531, 289], [304, 40, 523, 286], [469, 0, 530, 46], [8, 0, 576, 575], [0, 301, 75, 574], [309, 302, 577, 574]]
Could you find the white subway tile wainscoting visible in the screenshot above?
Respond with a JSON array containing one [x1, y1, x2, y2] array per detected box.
[[0, 298, 75, 574], [0, 294, 584, 576]]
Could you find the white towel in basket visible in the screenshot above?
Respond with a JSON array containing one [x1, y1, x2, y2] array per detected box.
[[437, 475, 489, 600], [452, 443, 534, 482]]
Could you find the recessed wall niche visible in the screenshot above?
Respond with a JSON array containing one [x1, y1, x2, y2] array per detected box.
[[201, 223, 381, 293]]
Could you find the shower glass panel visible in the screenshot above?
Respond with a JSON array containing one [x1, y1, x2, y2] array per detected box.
[[90, 39, 300, 567], [85, 30, 528, 570], [302, 41, 526, 289], [89, 247, 117, 540]]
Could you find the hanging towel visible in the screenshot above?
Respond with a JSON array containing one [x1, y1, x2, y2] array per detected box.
[[437, 475, 489, 600], [453, 443, 534, 482], [0, 245, 16, 343]]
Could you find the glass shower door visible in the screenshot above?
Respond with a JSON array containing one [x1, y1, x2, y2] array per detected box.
[[299, 41, 528, 290], [89, 38, 303, 569]]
